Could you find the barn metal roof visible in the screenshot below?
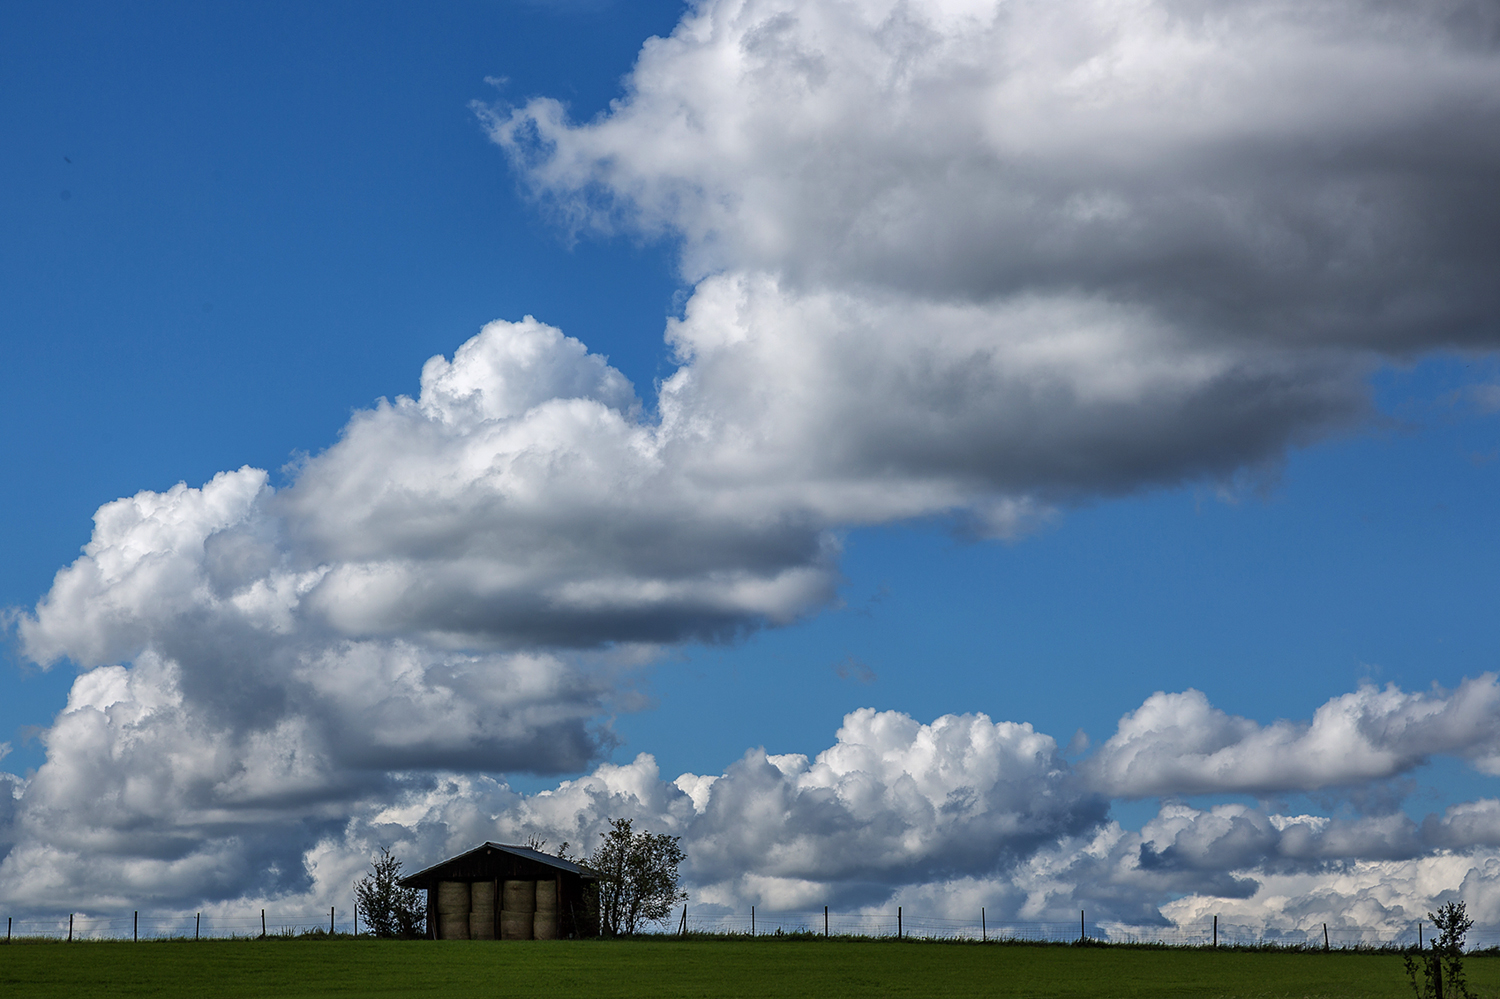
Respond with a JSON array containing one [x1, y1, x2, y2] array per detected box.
[[399, 842, 600, 887]]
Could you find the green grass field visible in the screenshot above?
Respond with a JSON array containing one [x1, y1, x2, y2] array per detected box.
[[3, 938, 1497, 998]]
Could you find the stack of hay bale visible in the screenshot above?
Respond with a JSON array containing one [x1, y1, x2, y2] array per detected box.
[[437, 881, 470, 940], [534, 879, 560, 940], [501, 879, 535, 940], [432, 876, 564, 940], [470, 880, 497, 940]]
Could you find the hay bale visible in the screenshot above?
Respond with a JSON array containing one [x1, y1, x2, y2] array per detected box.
[[500, 910, 533, 940], [437, 913, 470, 940], [534, 879, 559, 913], [437, 880, 470, 914], [533, 911, 560, 940], [471, 880, 497, 916], [502, 879, 536, 913], [469, 914, 496, 941]]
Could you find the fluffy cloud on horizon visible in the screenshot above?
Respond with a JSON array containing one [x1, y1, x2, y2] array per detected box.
[[12, 678, 1500, 939], [3, 0, 1500, 936]]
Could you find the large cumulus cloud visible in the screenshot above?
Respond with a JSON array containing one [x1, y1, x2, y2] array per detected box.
[[1085, 676, 1500, 798], [486, 0, 1500, 505], [491, 0, 1500, 348]]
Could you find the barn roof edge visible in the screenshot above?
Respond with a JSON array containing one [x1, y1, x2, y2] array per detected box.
[[398, 842, 600, 887]]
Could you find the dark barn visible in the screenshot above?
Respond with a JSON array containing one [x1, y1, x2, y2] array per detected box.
[[399, 842, 599, 940]]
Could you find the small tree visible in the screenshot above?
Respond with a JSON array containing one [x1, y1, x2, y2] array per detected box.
[[355, 848, 426, 939], [1405, 900, 1476, 999], [587, 818, 687, 936]]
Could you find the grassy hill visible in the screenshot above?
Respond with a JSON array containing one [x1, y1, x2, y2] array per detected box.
[[3, 936, 1493, 998]]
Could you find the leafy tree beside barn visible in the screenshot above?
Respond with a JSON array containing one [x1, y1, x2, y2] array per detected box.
[[588, 818, 687, 936], [355, 848, 426, 938]]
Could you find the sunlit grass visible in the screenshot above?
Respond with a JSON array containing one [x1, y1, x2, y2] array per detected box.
[[4, 936, 1497, 998]]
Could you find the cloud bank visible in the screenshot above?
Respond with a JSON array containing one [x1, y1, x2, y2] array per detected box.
[[11, 666, 1500, 935], [4, 0, 1500, 934], [488, 0, 1500, 500]]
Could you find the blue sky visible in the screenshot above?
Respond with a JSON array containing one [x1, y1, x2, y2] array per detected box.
[[1, 0, 687, 768], [4, 0, 1500, 935]]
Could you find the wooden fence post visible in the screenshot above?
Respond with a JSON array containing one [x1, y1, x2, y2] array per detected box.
[[261, 909, 266, 939], [898, 906, 902, 939], [1213, 915, 1217, 948], [68, 913, 73, 942], [134, 910, 138, 942], [1080, 910, 1085, 943], [195, 913, 200, 940], [1323, 923, 1329, 951], [982, 907, 986, 943], [824, 906, 828, 937], [751, 905, 755, 937]]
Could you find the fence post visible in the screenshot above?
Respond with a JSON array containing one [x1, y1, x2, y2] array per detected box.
[[261, 909, 266, 939], [1323, 923, 1329, 952], [134, 910, 138, 942], [195, 913, 200, 941], [982, 907, 986, 943], [1080, 910, 1085, 943], [330, 907, 335, 936], [824, 906, 828, 937], [1419, 921, 1423, 950], [898, 906, 902, 939], [68, 913, 73, 942], [6, 916, 10, 943], [751, 906, 754, 937], [1213, 915, 1217, 948]]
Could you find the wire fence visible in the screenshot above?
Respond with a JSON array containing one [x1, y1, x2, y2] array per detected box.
[[676, 910, 1500, 951], [678, 906, 1500, 948], [1, 909, 353, 942], [7, 906, 1500, 950]]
